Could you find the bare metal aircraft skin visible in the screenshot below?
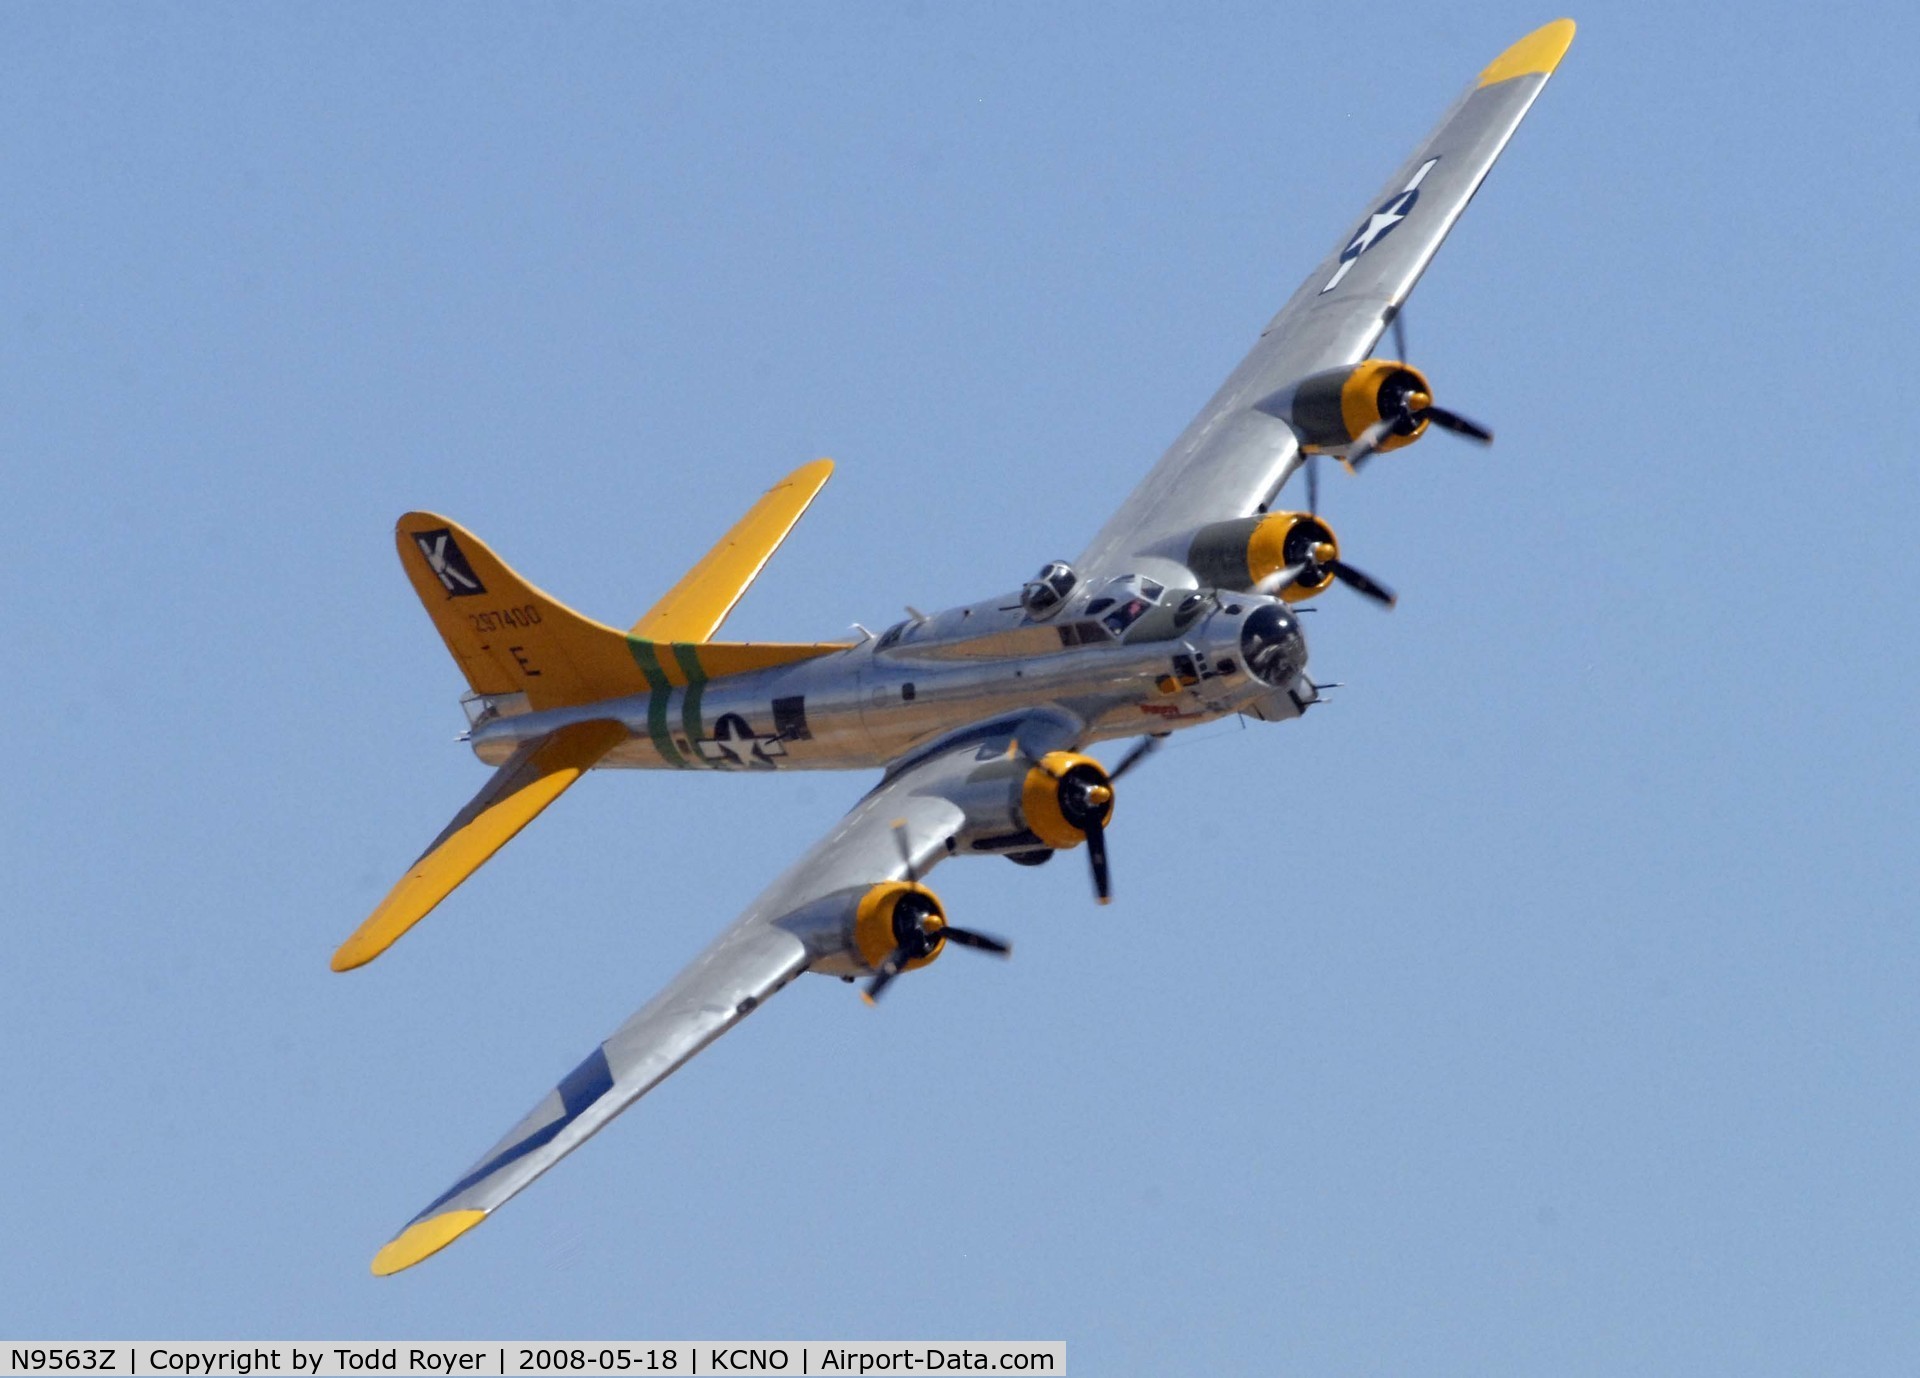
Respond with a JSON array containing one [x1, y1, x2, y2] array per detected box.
[[346, 20, 1577, 1275]]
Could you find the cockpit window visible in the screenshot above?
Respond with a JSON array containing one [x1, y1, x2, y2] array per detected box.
[[874, 621, 909, 652], [1101, 597, 1154, 635], [1089, 575, 1167, 636], [1056, 620, 1110, 647]]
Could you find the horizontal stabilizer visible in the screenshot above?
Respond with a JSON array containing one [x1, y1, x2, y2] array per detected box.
[[332, 719, 626, 971]]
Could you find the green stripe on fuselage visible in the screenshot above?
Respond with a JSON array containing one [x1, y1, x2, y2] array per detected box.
[[625, 637, 688, 769], [671, 643, 708, 764]]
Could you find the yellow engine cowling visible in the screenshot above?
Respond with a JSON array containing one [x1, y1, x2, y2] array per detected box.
[[1020, 752, 1115, 849], [1185, 512, 1342, 603], [852, 881, 947, 973], [1286, 359, 1432, 455]]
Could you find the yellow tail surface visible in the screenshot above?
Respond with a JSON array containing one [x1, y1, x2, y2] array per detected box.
[[337, 463, 847, 971], [396, 512, 841, 714]]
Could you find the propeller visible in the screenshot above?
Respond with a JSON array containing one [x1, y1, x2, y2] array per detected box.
[[1323, 556, 1396, 606], [1256, 531, 1397, 611], [1347, 317, 1494, 473], [1011, 741, 1125, 903], [863, 823, 1010, 1004], [1109, 735, 1162, 782]]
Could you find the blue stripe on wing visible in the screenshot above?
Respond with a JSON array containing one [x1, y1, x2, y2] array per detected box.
[[414, 1046, 615, 1220]]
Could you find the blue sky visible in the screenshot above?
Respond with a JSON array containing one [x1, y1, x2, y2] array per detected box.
[[4, 2, 1917, 1371]]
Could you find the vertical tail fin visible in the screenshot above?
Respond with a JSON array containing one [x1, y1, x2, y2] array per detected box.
[[396, 515, 653, 713]]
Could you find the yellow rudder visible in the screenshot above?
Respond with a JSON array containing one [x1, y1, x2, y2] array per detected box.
[[397, 514, 653, 712]]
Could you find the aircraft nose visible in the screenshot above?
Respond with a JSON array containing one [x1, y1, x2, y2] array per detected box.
[[1239, 602, 1307, 685]]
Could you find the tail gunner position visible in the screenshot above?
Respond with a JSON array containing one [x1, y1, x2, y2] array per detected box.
[[345, 20, 1577, 1274]]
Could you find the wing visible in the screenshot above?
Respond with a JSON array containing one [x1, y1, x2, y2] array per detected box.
[[369, 710, 1078, 1275], [1073, 19, 1575, 582]]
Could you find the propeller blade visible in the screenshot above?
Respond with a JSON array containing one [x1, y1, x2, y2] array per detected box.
[[1420, 405, 1494, 444], [1253, 562, 1310, 599], [1305, 452, 1320, 514], [941, 925, 1012, 956], [1110, 736, 1161, 781], [1391, 308, 1408, 362], [1327, 558, 1398, 609], [862, 946, 911, 1004], [1344, 412, 1402, 474], [1085, 815, 1112, 905]]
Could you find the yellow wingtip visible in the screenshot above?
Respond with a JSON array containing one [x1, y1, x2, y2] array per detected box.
[[1478, 18, 1576, 87], [371, 1210, 487, 1276]]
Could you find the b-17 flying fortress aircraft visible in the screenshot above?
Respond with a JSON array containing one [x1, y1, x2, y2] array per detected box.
[[344, 19, 1576, 1275]]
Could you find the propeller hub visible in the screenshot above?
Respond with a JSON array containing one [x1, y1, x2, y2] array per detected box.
[[1275, 514, 1341, 602], [890, 891, 946, 958], [1023, 754, 1115, 848], [855, 878, 1011, 1003], [1370, 363, 1435, 442], [852, 881, 948, 973]]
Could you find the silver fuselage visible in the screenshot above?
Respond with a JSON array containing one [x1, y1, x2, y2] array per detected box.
[[468, 590, 1313, 772]]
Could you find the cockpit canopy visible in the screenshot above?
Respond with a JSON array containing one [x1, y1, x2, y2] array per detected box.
[[1020, 562, 1079, 620], [1083, 574, 1163, 635]]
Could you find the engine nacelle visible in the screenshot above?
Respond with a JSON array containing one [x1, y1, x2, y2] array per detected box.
[[1271, 359, 1433, 454], [1185, 511, 1343, 604], [852, 881, 947, 974]]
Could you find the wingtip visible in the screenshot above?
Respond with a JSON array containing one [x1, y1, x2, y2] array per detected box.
[[370, 1210, 487, 1277], [1477, 18, 1577, 88]]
